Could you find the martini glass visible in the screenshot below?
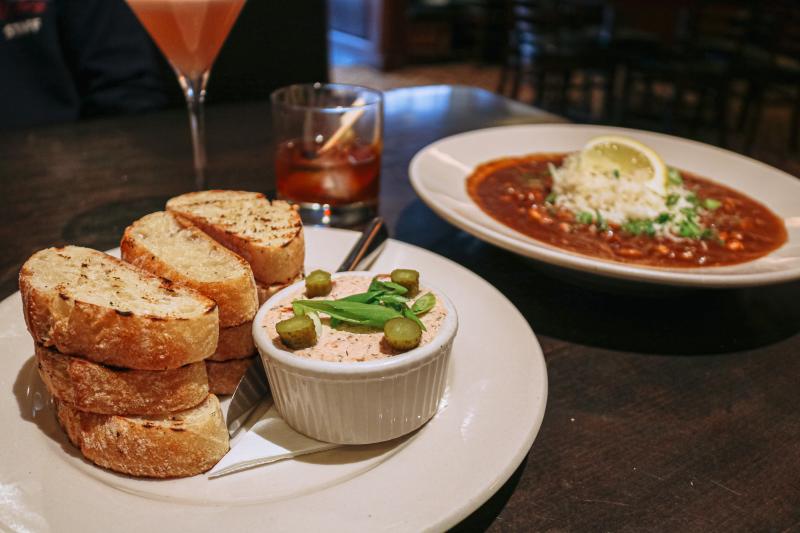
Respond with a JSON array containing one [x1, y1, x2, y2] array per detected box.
[[126, 0, 246, 190]]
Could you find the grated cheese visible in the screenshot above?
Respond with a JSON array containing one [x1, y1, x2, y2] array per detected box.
[[550, 153, 708, 240]]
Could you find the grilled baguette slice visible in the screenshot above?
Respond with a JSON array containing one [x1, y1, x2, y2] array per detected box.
[[166, 190, 304, 285], [121, 211, 258, 327], [206, 357, 255, 395], [20, 246, 219, 370], [56, 394, 229, 478], [36, 345, 208, 415], [209, 321, 255, 361]]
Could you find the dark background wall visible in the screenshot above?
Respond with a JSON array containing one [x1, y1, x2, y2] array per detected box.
[[160, 0, 330, 106]]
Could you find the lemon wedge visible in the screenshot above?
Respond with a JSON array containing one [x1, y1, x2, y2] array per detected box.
[[579, 135, 668, 196]]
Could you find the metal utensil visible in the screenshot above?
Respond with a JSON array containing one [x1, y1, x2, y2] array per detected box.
[[226, 217, 389, 436]]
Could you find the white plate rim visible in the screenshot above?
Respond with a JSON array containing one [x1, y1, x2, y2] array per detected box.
[[1, 227, 548, 532], [409, 123, 800, 288]]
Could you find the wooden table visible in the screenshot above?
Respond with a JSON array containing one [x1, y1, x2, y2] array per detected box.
[[3, 85, 799, 531]]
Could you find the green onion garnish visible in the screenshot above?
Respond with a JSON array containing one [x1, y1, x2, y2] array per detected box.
[[667, 168, 683, 186]]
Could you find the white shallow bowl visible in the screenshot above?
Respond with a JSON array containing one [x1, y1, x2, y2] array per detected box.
[[410, 124, 800, 287], [253, 271, 459, 444]]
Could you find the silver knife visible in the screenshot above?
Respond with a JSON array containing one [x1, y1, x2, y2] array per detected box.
[[226, 217, 390, 437]]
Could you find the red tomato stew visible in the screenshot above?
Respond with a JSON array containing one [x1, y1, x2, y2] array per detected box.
[[466, 153, 787, 268]]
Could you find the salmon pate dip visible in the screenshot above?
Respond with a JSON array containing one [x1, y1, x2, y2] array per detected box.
[[261, 274, 448, 362]]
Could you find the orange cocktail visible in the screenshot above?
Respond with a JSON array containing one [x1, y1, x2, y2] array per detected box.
[[127, 0, 244, 80], [126, 0, 246, 189]]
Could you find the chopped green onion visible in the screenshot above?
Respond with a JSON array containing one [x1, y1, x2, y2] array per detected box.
[[678, 218, 703, 239], [402, 306, 426, 332], [293, 300, 402, 329], [368, 278, 408, 295], [613, 169, 620, 179], [703, 198, 721, 210], [667, 168, 683, 185], [376, 294, 410, 306], [666, 194, 680, 207], [576, 211, 594, 224], [595, 210, 608, 231], [621, 221, 636, 235], [656, 213, 671, 224], [622, 219, 656, 237], [686, 193, 699, 206], [411, 293, 436, 315], [681, 207, 698, 219], [545, 192, 557, 204], [289, 272, 435, 334], [701, 228, 717, 240], [341, 290, 382, 304]]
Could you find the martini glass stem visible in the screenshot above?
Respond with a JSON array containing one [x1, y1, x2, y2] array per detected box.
[[179, 72, 210, 190]]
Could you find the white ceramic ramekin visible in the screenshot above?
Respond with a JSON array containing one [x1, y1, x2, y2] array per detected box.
[[252, 271, 458, 444]]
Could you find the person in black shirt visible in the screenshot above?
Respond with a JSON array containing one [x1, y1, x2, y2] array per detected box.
[[0, 0, 166, 129]]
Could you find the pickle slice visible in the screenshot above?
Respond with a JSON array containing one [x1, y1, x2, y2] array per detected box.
[[390, 269, 419, 296], [305, 269, 332, 297], [276, 315, 317, 349], [384, 317, 422, 351]]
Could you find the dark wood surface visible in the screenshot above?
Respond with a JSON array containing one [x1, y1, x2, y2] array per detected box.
[[2, 85, 800, 531]]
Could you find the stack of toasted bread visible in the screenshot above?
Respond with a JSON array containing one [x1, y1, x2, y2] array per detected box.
[[21, 246, 228, 478], [20, 190, 305, 478], [140, 190, 304, 393]]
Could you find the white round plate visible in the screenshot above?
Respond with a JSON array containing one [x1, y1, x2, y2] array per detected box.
[[409, 124, 800, 287], [1, 227, 547, 532]]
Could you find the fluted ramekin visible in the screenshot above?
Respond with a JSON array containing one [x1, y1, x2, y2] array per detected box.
[[252, 271, 458, 444]]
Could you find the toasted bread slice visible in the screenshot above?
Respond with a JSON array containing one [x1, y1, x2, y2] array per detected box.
[[208, 321, 255, 361], [206, 357, 255, 395], [256, 272, 304, 306], [56, 394, 229, 478], [166, 191, 304, 285], [121, 211, 258, 327], [20, 246, 219, 370], [36, 345, 208, 415]]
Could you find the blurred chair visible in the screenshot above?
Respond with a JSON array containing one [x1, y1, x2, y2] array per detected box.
[[615, 0, 755, 147], [496, 0, 616, 122], [739, 1, 800, 152]]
